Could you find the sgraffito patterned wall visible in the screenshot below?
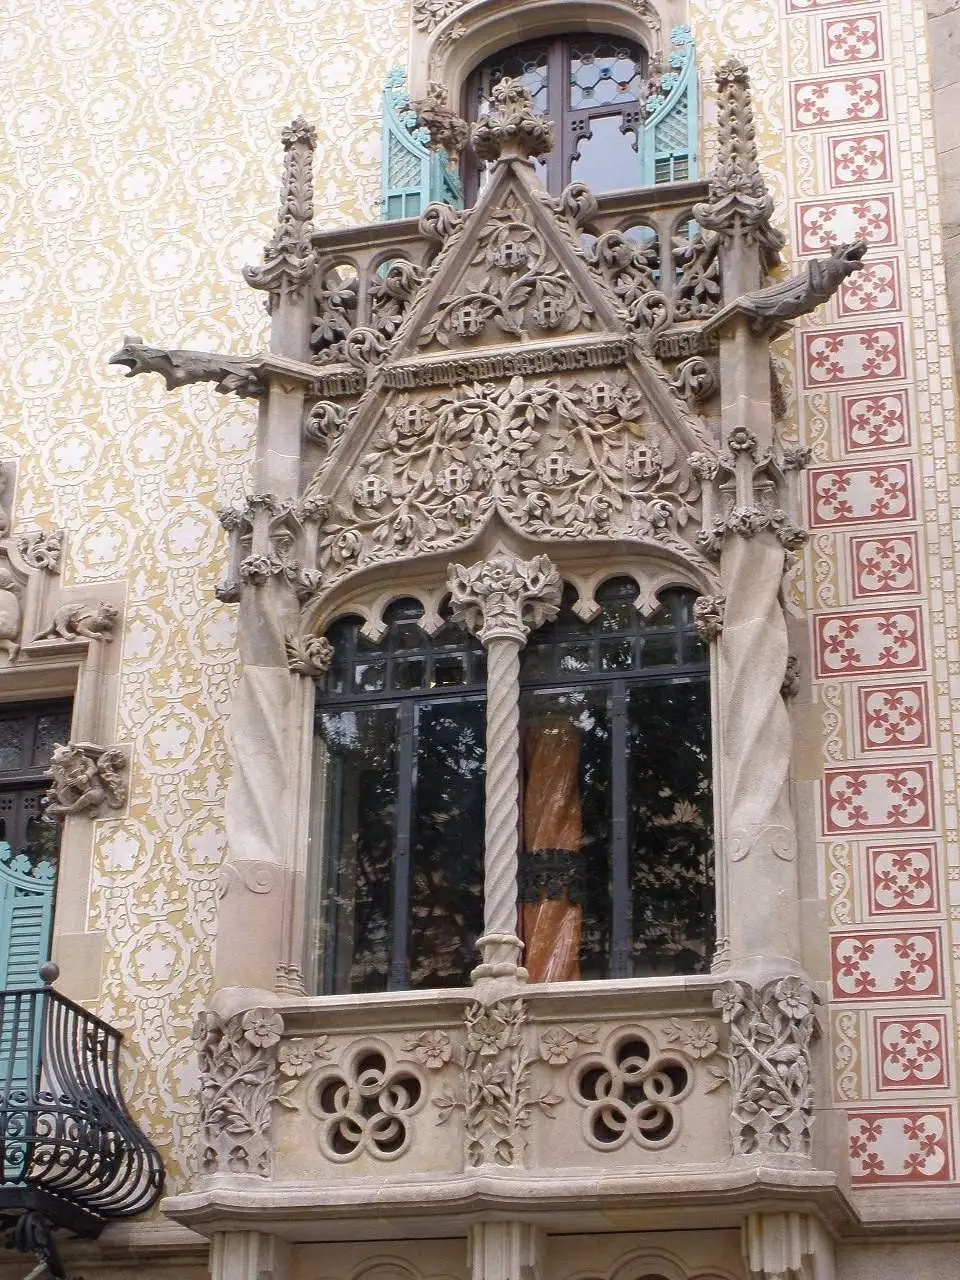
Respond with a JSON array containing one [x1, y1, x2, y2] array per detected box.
[[0, 0, 406, 1187], [692, 0, 960, 1194]]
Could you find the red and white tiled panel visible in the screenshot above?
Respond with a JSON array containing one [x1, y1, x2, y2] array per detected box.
[[836, 258, 900, 314], [828, 132, 892, 185], [865, 843, 940, 915], [791, 74, 887, 129], [813, 607, 926, 677], [840, 389, 911, 452], [801, 324, 905, 386], [856, 682, 931, 751], [822, 763, 935, 834], [848, 1109, 953, 1183], [807, 460, 914, 526], [873, 1015, 949, 1089], [849, 531, 921, 597], [831, 929, 944, 1000], [795, 194, 897, 252], [822, 14, 884, 65]]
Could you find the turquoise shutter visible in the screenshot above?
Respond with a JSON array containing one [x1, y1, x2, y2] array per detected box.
[[0, 843, 55, 1092], [639, 28, 699, 186], [380, 70, 463, 221]]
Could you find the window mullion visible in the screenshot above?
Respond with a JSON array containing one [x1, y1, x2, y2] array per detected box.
[[388, 701, 416, 990], [610, 680, 630, 978]]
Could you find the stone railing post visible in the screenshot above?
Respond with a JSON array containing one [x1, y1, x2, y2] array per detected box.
[[448, 551, 562, 982]]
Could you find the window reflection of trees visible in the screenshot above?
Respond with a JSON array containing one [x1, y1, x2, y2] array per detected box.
[[519, 579, 713, 980], [310, 600, 485, 995]]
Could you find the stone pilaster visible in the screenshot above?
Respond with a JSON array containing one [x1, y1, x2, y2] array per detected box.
[[743, 1213, 836, 1280], [448, 551, 562, 982], [216, 119, 318, 993], [470, 1222, 546, 1280], [210, 1231, 291, 1280]]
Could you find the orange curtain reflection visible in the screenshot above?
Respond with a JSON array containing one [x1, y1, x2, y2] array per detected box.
[[520, 718, 583, 982]]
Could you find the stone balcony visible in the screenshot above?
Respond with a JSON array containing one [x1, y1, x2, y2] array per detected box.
[[165, 974, 853, 1242]]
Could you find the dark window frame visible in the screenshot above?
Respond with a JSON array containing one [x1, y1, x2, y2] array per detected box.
[[462, 32, 649, 201], [0, 700, 72, 864]]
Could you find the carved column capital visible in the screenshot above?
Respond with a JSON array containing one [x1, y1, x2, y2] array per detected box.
[[447, 552, 561, 647]]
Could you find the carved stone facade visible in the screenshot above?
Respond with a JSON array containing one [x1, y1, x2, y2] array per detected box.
[[2, 3, 956, 1277]]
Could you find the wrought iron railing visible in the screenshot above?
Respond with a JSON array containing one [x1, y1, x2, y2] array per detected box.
[[0, 965, 164, 1275]]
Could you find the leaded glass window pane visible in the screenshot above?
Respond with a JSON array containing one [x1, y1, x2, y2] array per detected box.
[[465, 33, 647, 199]]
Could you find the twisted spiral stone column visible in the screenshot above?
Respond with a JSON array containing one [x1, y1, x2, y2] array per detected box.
[[447, 551, 562, 982]]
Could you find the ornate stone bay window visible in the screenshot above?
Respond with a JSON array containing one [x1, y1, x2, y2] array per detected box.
[[112, 62, 866, 1280]]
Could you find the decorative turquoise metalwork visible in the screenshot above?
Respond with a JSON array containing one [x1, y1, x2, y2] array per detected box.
[[380, 69, 463, 220], [639, 28, 699, 187]]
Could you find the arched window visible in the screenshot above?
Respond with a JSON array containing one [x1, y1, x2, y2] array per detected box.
[[307, 581, 713, 994], [518, 579, 712, 981], [308, 600, 487, 995], [464, 33, 649, 199]]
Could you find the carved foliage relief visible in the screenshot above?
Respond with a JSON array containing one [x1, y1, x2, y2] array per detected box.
[[315, 375, 705, 583]]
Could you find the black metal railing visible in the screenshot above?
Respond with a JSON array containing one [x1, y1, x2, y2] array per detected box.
[[0, 965, 165, 1273]]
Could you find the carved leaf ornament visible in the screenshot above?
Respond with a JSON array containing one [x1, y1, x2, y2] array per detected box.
[[317, 376, 701, 581]]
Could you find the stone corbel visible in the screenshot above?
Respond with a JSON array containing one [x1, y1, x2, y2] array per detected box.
[[44, 742, 128, 820], [216, 494, 322, 606]]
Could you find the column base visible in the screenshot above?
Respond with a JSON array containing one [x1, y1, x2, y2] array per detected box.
[[472, 932, 528, 983]]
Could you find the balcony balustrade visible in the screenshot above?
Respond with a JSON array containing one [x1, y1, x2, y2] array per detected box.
[[0, 964, 165, 1278]]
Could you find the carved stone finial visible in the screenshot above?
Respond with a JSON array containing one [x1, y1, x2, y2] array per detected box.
[[693, 60, 784, 265], [243, 115, 318, 302], [44, 742, 128, 819], [34, 601, 119, 643], [411, 82, 469, 158], [693, 594, 725, 643], [447, 552, 561, 645], [714, 976, 819, 1157], [285, 633, 333, 678], [470, 78, 555, 164]]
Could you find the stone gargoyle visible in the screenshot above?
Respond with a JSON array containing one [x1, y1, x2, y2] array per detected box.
[[108, 335, 267, 397]]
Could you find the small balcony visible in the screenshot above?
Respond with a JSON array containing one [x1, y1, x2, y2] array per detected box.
[[0, 965, 165, 1278]]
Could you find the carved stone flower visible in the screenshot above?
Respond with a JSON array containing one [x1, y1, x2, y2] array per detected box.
[[241, 1008, 283, 1048], [403, 1030, 453, 1069], [278, 1036, 329, 1077], [470, 1013, 509, 1056], [774, 977, 814, 1022], [538, 1028, 578, 1065], [713, 982, 746, 1023], [679, 1019, 720, 1059]]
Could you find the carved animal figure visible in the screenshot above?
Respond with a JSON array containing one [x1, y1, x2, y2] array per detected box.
[[735, 241, 868, 325], [0, 567, 23, 662], [35, 601, 119, 643], [108, 336, 266, 397], [45, 743, 127, 818]]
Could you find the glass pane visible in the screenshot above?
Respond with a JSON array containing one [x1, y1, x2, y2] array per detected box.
[[570, 114, 639, 193], [599, 638, 634, 672], [33, 712, 70, 767], [569, 40, 644, 108], [433, 654, 466, 687], [519, 687, 611, 982], [640, 634, 679, 668], [628, 679, 713, 976], [479, 41, 550, 114], [0, 718, 26, 772], [353, 661, 385, 693], [408, 701, 485, 988], [394, 658, 427, 691], [316, 708, 398, 994]]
